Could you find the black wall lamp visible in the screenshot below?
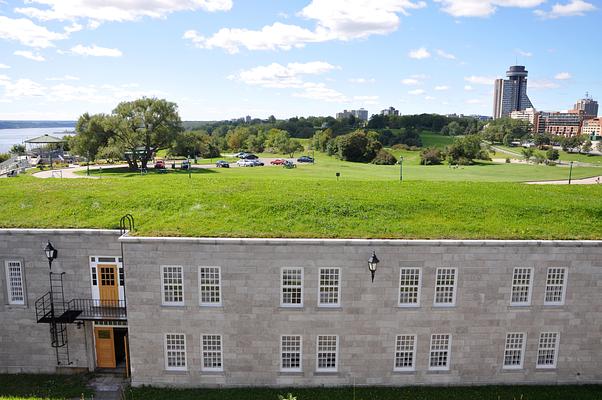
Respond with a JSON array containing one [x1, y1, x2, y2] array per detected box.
[[368, 251, 379, 282]]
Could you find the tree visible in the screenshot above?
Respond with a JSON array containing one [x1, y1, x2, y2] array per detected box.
[[445, 121, 464, 136], [329, 130, 382, 162], [114, 98, 181, 170], [0, 153, 10, 163], [170, 130, 220, 158], [581, 140, 592, 154], [71, 113, 113, 162], [446, 135, 487, 165], [546, 148, 559, 161], [282, 139, 304, 157], [312, 128, 333, 152], [560, 135, 586, 153], [521, 148, 534, 162], [420, 147, 444, 165], [482, 117, 530, 144], [9, 144, 25, 155], [597, 141, 602, 153], [371, 149, 397, 165]]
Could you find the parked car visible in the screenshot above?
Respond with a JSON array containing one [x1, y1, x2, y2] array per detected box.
[[297, 156, 314, 163], [283, 160, 296, 168], [181, 160, 190, 170], [250, 159, 264, 166], [243, 153, 259, 160], [234, 152, 247, 158], [215, 160, 230, 168], [236, 159, 255, 167], [270, 158, 285, 165], [154, 159, 166, 169]]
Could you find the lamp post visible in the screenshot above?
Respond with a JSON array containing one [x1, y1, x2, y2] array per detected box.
[[44, 242, 58, 330], [568, 161, 573, 185], [368, 251, 379, 283], [399, 156, 404, 181]]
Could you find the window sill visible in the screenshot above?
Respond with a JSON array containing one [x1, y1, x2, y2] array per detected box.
[[501, 368, 524, 372], [161, 304, 186, 309], [392, 370, 416, 374], [508, 305, 532, 309], [397, 305, 421, 309], [164, 369, 188, 375], [313, 371, 339, 376], [279, 371, 304, 376], [426, 369, 451, 374], [279, 306, 304, 311], [431, 305, 456, 310], [199, 304, 223, 309], [535, 367, 557, 371], [201, 370, 225, 375], [315, 306, 342, 311]]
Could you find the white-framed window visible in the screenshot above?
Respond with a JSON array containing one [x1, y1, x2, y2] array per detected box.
[[399, 268, 421, 307], [164, 333, 187, 371], [394, 335, 416, 372], [434, 268, 457, 307], [316, 335, 338, 372], [510, 267, 533, 306], [201, 334, 223, 372], [199, 266, 222, 306], [318, 268, 340, 307], [5, 260, 25, 305], [429, 334, 451, 371], [536, 332, 559, 369], [503, 332, 526, 369], [161, 266, 184, 306], [544, 268, 567, 306], [281, 267, 303, 307], [281, 335, 302, 372]]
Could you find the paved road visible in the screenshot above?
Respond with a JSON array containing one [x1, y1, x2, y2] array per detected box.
[[527, 175, 602, 185]]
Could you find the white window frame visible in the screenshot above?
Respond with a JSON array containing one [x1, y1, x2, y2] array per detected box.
[[393, 334, 416, 372], [280, 267, 304, 308], [201, 334, 224, 372], [318, 267, 341, 308], [502, 332, 526, 370], [433, 268, 457, 307], [544, 267, 567, 306], [199, 266, 222, 307], [164, 333, 187, 371], [398, 267, 421, 307], [428, 334, 452, 371], [510, 267, 533, 306], [316, 335, 338, 372], [280, 335, 303, 372], [536, 332, 559, 369], [5, 260, 25, 305], [161, 265, 184, 306]]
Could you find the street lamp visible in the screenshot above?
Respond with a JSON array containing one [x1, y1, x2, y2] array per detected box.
[[568, 161, 573, 185], [368, 251, 379, 282], [399, 156, 404, 181], [44, 241, 58, 270]]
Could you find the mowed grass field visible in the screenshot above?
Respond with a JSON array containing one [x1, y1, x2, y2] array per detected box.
[[1, 169, 601, 239]]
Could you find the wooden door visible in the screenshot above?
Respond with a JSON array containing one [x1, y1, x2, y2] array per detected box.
[[95, 327, 116, 368], [98, 264, 119, 305]]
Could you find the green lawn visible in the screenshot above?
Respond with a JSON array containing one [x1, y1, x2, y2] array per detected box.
[[491, 145, 602, 165], [419, 130, 455, 148], [125, 385, 602, 400], [2, 171, 601, 239], [0, 374, 93, 400]]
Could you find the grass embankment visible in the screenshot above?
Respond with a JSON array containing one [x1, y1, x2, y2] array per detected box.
[[0, 374, 92, 400], [1, 173, 601, 239], [126, 385, 602, 400], [491, 145, 602, 165]]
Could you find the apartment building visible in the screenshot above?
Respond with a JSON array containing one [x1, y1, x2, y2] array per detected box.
[[2, 229, 602, 387]]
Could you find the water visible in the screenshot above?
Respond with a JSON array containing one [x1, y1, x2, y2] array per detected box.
[[0, 127, 75, 153]]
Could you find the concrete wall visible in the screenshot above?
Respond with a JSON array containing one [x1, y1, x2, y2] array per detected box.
[[0, 229, 122, 373], [1, 229, 601, 387], [121, 237, 602, 388]]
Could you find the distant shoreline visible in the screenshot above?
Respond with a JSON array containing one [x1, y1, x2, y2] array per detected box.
[[0, 121, 76, 130]]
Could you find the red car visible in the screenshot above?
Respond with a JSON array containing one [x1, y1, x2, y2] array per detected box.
[[270, 158, 285, 165], [154, 160, 166, 169]]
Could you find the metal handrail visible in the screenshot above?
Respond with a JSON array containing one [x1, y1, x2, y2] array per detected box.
[[67, 298, 127, 320]]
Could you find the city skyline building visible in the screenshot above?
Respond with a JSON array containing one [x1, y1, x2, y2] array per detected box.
[[336, 108, 368, 121], [573, 93, 598, 118], [493, 65, 534, 119], [380, 106, 399, 117]]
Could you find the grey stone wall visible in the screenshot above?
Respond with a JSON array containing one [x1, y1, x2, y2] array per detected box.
[[121, 237, 602, 388], [0, 229, 122, 373]]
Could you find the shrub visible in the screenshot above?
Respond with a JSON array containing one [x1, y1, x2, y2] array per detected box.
[[392, 143, 410, 151], [371, 149, 397, 165], [0, 152, 10, 163], [420, 147, 444, 165], [505, 157, 511, 163], [546, 148, 559, 161]]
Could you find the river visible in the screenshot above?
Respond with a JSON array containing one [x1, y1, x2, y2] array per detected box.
[[0, 127, 75, 153]]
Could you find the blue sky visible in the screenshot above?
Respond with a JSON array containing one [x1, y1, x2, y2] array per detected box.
[[0, 0, 599, 120]]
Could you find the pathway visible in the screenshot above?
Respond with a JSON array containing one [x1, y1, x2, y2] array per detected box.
[[526, 175, 602, 185], [85, 373, 127, 400]]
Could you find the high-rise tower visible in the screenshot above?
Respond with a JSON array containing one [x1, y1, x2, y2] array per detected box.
[[573, 93, 598, 117], [493, 65, 533, 119]]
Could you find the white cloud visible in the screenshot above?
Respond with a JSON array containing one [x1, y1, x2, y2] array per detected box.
[[465, 75, 496, 85], [0, 16, 67, 48], [435, 85, 450, 91], [466, 98, 483, 104], [535, 0, 596, 18], [349, 77, 375, 84], [424, 95, 436, 100], [46, 75, 80, 81], [70, 44, 123, 57], [401, 78, 421, 85], [0, 63, 9, 69], [228, 61, 338, 88], [408, 47, 431, 59], [64, 23, 83, 34], [435, 0, 546, 17], [16, 0, 233, 24], [516, 49, 533, 57], [293, 82, 347, 102], [408, 89, 426, 95], [529, 80, 560, 89], [183, 0, 426, 53], [436, 49, 456, 59], [14, 50, 45, 61], [0, 78, 45, 97], [554, 72, 572, 80], [354, 95, 379, 104], [464, 85, 474, 91]]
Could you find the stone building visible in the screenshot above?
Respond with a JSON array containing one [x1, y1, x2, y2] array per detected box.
[[1, 228, 602, 387]]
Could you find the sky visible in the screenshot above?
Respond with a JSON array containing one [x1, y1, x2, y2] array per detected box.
[[0, 0, 599, 121]]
